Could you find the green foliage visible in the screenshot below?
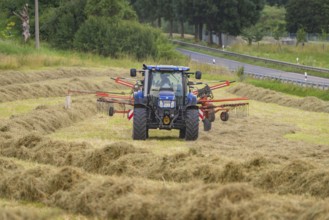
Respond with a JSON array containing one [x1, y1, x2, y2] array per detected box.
[[73, 17, 179, 60], [286, 0, 329, 33], [241, 25, 264, 45], [40, 0, 87, 49], [85, 0, 137, 20], [0, 21, 15, 39], [236, 66, 245, 81], [258, 5, 286, 35], [266, 0, 287, 6], [296, 27, 307, 46]]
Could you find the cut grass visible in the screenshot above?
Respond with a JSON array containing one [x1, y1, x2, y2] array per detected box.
[[250, 99, 329, 146], [0, 97, 65, 119], [48, 113, 189, 156]]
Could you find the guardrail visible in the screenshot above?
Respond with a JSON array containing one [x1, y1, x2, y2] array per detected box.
[[172, 40, 329, 74], [244, 72, 329, 90]]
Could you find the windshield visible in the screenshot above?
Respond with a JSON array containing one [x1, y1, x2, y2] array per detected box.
[[150, 71, 183, 97]]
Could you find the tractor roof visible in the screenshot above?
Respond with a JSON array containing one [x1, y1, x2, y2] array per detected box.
[[143, 65, 190, 72]]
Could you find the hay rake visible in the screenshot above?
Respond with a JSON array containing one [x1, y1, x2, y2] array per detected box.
[[66, 66, 249, 136]]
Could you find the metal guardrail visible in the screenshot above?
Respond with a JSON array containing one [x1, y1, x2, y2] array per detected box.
[[244, 72, 329, 90], [172, 40, 329, 74], [174, 40, 329, 90]]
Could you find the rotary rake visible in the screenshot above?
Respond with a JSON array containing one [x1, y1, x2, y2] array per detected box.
[[65, 65, 249, 139]]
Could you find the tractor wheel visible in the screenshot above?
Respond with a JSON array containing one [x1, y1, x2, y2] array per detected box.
[[220, 111, 229, 121], [179, 129, 186, 139], [185, 109, 199, 141], [133, 108, 148, 140], [108, 106, 114, 116], [203, 118, 211, 131], [208, 104, 216, 122]]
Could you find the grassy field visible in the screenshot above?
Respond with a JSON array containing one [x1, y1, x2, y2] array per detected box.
[[1, 40, 329, 218]]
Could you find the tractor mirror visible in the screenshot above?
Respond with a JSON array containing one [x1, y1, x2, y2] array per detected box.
[[130, 68, 137, 77], [195, 71, 202, 79]]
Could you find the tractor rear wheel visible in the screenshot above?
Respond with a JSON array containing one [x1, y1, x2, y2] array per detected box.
[[133, 108, 147, 140], [185, 109, 199, 141], [179, 129, 186, 139]]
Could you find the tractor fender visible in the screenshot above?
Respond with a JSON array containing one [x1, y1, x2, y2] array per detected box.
[[185, 92, 198, 108], [134, 91, 147, 106]]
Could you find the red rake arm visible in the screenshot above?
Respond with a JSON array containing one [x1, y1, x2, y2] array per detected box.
[[111, 77, 135, 88], [198, 97, 248, 103]]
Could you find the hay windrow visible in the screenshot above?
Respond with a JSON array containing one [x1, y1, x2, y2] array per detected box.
[[228, 83, 329, 113], [0, 67, 124, 87], [0, 207, 61, 220], [0, 160, 326, 219], [0, 97, 97, 137], [0, 77, 117, 102]]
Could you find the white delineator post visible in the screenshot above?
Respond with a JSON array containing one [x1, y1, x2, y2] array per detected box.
[[304, 72, 308, 82]]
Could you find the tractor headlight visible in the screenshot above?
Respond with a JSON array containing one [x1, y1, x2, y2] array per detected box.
[[159, 100, 176, 108]]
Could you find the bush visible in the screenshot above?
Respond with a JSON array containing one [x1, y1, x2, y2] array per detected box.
[[74, 17, 180, 60]]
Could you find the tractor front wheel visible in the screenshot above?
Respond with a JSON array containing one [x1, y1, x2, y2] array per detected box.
[[185, 109, 199, 141], [133, 108, 148, 140]]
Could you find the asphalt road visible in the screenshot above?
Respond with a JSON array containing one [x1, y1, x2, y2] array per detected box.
[[177, 48, 329, 86]]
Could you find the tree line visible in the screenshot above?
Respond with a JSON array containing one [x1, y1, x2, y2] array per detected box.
[[1, 0, 328, 57]]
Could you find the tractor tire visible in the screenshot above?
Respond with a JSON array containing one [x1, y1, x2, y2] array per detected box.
[[179, 129, 186, 139], [208, 104, 216, 122], [220, 111, 229, 121], [133, 108, 148, 140], [185, 109, 199, 141], [109, 106, 114, 116], [203, 118, 211, 131]]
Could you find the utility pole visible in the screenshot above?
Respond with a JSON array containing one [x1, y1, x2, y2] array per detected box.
[[35, 0, 40, 49]]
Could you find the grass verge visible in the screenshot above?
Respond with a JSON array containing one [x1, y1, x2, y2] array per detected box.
[[177, 44, 329, 79]]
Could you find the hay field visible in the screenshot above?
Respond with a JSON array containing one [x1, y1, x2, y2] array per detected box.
[[0, 67, 329, 219]]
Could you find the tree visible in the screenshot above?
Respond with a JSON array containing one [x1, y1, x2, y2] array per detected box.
[[257, 5, 286, 36], [241, 25, 264, 46], [320, 29, 328, 51], [286, 0, 329, 33], [214, 0, 265, 46], [296, 27, 306, 46], [13, 3, 30, 42], [266, 0, 288, 6]]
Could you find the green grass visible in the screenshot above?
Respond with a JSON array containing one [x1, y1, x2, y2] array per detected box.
[[251, 100, 329, 146], [0, 40, 188, 70], [246, 78, 329, 101], [0, 97, 65, 119], [229, 42, 329, 69], [176, 43, 329, 79]]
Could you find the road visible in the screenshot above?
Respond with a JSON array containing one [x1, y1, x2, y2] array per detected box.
[[177, 48, 329, 86]]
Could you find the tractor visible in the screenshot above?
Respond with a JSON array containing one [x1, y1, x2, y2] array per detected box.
[[130, 64, 202, 141]]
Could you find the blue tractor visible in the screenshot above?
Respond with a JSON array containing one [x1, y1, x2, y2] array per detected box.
[[130, 64, 202, 141]]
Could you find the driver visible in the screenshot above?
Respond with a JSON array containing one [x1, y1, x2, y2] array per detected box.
[[160, 74, 171, 88]]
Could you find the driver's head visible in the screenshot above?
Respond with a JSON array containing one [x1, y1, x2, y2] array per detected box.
[[161, 73, 168, 80]]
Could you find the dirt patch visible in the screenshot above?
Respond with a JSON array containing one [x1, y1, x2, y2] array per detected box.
[[228, 83, 329, 113]]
